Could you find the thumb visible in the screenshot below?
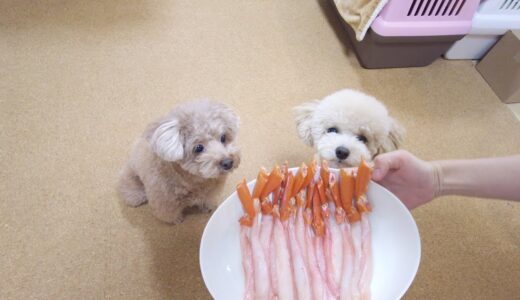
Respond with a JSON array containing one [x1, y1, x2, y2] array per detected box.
[[372, 151, 403, 181]]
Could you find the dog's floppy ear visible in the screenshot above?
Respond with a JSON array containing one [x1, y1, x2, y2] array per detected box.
[[149, 118, 184, 161], [223, 106, 240, 139], [294, 100, 319, 147], [376, 118, 405, 155]]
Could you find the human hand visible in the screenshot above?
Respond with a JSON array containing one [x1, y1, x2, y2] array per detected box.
[[371, 150, 439, 209]]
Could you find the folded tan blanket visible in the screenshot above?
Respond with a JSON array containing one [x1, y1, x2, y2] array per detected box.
[[333, 0, 389, 41]]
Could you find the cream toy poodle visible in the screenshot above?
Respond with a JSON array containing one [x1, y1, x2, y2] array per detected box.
[[294, 89, 404, 168], [118, 100, 241, 224]]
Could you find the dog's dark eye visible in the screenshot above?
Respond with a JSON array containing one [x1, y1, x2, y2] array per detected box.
[[193, 144, 204, 154], [357, 135, 368, 143], [327, 127, 339, 134], [220, 134, 226, 144]]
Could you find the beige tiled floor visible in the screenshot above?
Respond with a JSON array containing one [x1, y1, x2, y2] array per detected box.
[[1, 1, 519, 299]]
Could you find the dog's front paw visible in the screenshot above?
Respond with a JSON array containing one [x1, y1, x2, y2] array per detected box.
[[199, 205, 213, 214], [200, 201, 219, 214], [170, 214, 185, 225], [161, 213, 184, 225], [153, 209, 185, 225]]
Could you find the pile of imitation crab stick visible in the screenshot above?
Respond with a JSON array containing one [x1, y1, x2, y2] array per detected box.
[[237, 158, 373, 300]]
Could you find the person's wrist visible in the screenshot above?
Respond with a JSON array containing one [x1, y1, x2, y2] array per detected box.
[[431, 161, 443, 198]]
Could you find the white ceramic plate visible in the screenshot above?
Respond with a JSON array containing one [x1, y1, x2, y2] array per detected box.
[[200, 168, 421, 300]]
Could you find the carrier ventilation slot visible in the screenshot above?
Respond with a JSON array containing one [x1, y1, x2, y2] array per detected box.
[[408, 0, 468, 16], [500, 0, 520, 9]]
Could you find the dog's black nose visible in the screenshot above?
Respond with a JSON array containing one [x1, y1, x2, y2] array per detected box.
[[335, 147, 350, 160], [220, 158, 234, 170]]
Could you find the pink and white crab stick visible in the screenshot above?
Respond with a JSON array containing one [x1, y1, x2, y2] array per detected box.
[[305, 183, 335, 300], [251, 199, 272, 300], [354, 159, 373, 300], [272, 170, 296, 300], [339, 169, 362, 299], [237, 179, 256, 300], [325, 174, 345, 296], [287, 197, 312, 300], [317, 178, 340, 298]]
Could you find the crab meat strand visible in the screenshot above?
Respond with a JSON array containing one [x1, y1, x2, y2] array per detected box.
[[250, 199, 272, 299], [322, 203, 340, 298], [315, 185, 335, 298], [259, 212, 275, 298], [350, 221, 363, 299], [287, 198, 312, 300], [327, 202, 344, 295], [295, 192, 309, 269], [304, 208, 329, 300], [240, 226, 255, 300], [272, 205, 296, 300], [356, 157, 373, 299], [339, 221, 355, 300], [359, 213, 372, 300]]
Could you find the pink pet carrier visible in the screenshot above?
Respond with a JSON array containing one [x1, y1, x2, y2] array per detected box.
[[332, 0, 481, 68]]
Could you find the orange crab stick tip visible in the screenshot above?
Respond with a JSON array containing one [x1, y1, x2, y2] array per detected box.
[[289, 198, 297, 215], [280, 173, 295, 221], [320, 160, 330, 189], [273, 187, 282, 205], [237, 179, 254, 218], [329, 174, 342, 209], [355, 157, 372, 200], [295, 192, 305, 207], [239, 215, 253, 227], [321, 203, 330, 219], [339, 169, 355, 211], [272, 186, 281, 206], [252, 169, 269, 199], [304, 208, 313, 225], [356, 199, 371, 213], [306, 183, 315, 210], [259, 165, 283, 200], [346, 206, 361, 223], [282, 161, 289, 179], [339, 169, 361, 222], [312, 187, 325, 236], [301, 159, 316, 190], [261, 199, 273, 214], [292, 162, 307, 197], [317, 179, 327, 205]]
